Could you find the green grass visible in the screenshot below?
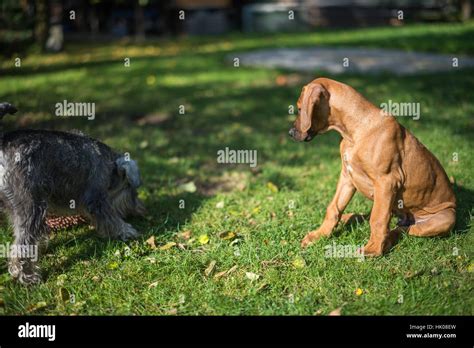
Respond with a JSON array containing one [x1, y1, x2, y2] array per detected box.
[[0, 22, 473, 315]]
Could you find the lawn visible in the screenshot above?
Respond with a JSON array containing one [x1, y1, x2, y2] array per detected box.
[[0, 22, 473, 315]]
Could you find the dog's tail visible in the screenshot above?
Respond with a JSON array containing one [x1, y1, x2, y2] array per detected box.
[[0, 102, 17, 120]]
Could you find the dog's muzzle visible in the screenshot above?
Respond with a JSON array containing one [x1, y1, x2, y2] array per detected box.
[[289, 128, 314, 142]]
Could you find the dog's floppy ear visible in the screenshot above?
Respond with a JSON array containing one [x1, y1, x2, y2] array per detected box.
[[297, 83, 329, 133], [115, 156, 141, 188]]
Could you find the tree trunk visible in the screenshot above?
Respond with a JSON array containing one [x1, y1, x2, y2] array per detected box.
[[460, 0, 471, 21], [34, 0, 49, 51], [135, 0, 146, 41]]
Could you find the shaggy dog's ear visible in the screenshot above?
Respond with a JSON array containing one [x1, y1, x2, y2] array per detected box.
[[0, 102, 18, 119], [115, 156, 141, 188]]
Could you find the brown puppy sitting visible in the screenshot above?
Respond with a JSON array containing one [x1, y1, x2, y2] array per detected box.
[[289, 78, 456, 256]]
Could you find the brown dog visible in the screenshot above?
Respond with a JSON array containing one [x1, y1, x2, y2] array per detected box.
[[289, 78, 456, 256]]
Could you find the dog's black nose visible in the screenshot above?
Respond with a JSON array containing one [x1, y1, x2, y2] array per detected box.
[[288, 128, 295, 137]]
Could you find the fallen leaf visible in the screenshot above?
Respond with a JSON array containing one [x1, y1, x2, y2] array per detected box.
[[148, 281, 159, 289], [213, 270, 227, 279], [198, 234, 209, 245], [355, 288, 364, 296], [292, 256, 306, 269], [56, 274, 67, 286], [216, 201, 225, 209], [160, 242, 177, 251], [166, 308, 178, 315], [58, 287, 70, 303], [178, 230, 192, 240], [145, 236, 157, 250], [256, 283, 269, 292], [267, 182, 279, 193], [28, 301, 48, 313], [218, 231, 236, 240], [108, 261, 119, 270], [329, 307, 342, 316], [467, 263, 474, 273], [205, 260, 217, 276], [179, 181, 197, 193], [245, 272, 260, 281], [214, 265, 238, 280], [92, 275, 101, 282], [145, 257, 156, 264], [252, 206, 261, 214], [404, 270, 424, 279]]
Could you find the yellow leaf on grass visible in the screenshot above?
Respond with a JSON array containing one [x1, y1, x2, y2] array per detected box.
[[218, 231, 236, 240], [252, 206, 261, 214], [355, 288, 364, 296], [198, 234, 209, 245], [145, 236, 157, 250], [108, 261, 119, 270], [267, 182, 279, 193], [28, 301, 48, 313], [160, 242, 177, 251], [292, 256, 306, 269]]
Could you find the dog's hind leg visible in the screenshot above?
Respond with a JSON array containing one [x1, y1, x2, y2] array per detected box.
[[408, 208, 455, 237], [7, 196, 47, 285]]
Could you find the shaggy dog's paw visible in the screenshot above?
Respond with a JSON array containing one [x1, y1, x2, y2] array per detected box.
[[119, 223, 140, 241]]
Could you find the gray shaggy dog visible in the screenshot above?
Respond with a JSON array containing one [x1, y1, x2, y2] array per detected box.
[[0, 102, 145, 285]]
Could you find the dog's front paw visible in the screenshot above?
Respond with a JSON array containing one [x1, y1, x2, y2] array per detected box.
[[118, 223, 140, 241], [301, 229, 327, 248], [17, 272, 43, 286], [360, 241, 383, 257]]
